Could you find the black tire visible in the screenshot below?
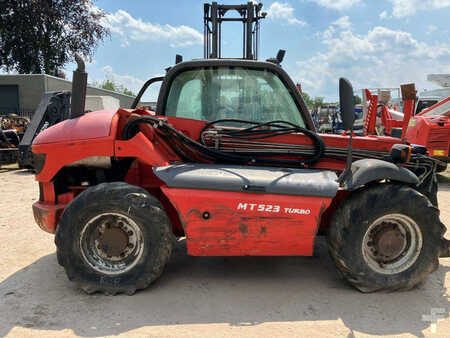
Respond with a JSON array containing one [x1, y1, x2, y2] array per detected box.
[[416, 176, 438, 207], [55, 182, 174, 295], [328, 183, 445, 292], [436, 162, 447, 173]]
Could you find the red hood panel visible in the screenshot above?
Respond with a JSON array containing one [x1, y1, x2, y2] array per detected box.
[[33, 110, 117, 145]]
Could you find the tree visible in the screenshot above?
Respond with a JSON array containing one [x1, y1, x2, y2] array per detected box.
[[301, 92, 326, 109], [301, 92, 313, 109], [354, 95, 362, 104], [313, 97, 324, 108], [93, 79, 136, 97], [0, 0, 109, 74]]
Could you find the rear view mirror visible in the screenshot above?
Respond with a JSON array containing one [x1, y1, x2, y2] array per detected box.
[[339, 78, 355, 130]]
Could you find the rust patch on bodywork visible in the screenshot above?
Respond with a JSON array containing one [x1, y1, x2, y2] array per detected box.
[[239, 224, 248, 234], [161, 187, 333, 256]]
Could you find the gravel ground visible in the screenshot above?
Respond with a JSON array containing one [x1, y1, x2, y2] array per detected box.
[[0, 168, 449, 337]]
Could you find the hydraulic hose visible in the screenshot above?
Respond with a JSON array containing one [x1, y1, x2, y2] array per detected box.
[[122, 117, 326, 167]]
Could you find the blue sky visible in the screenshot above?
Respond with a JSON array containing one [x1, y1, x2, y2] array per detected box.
[[73, 0, 450, 101]]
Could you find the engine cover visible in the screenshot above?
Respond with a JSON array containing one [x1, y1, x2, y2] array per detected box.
[[33, 110, 117, 145]]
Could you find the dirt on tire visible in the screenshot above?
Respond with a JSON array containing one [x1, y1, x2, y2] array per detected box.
[[328, 183, 446, 292], [55, 182, 174, 295]]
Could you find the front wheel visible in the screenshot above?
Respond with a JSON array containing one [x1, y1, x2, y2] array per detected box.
[[55, 182, 174, 295], [328, 184, 445, 292]]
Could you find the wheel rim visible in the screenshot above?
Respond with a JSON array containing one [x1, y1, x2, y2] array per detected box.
[[80, 213, 144, 275], [362, 213, 422, 275]]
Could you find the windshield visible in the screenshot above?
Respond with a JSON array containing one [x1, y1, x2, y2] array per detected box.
[[165, 67, 305, 127], [416, 99, 438, 115]]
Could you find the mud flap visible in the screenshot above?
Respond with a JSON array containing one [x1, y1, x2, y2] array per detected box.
[[344, 159, 419, 190]]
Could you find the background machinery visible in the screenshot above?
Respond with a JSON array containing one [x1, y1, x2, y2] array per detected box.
[[406, 96, 450, 163], [363, 83, 449, 169]]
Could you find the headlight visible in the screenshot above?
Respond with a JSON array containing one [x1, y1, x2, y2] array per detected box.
[[32, 152, 47, 174]]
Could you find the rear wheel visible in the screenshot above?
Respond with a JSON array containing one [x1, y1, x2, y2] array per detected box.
[[328, 183, 445, 292], [55, 182, 174, 295], [436, 162, 447, 173]]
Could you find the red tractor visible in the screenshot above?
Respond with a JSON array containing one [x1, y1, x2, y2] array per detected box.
[[31, 2, 448, 295]]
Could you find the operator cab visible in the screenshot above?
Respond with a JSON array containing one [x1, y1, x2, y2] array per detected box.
[[415, 97, 440, 115], [155, 59, 316, 131], [164, 65, 304, 126]]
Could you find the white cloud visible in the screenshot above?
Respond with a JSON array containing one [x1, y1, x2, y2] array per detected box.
[[102, 65, 113, 72], [266, 2, 307, 25], [96, 66, 163, 101], [379, 10, 389, 20], [100, 66, 145, 96], [332, 16, 351, 29], [101, 10, 203, 48], [387, 0, 450, 18], [295, 26, 450, 99], [427, 25, 438, 34], [317, 16, 350, 40], [308, 0, 360, 10], [320, 25, 335, 39]]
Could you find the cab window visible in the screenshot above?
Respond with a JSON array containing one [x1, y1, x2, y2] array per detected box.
[[165, 67, 305, 127]]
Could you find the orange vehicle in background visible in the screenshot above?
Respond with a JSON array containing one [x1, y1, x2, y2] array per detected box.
[[363, 85, 449, 171], [406, 97, 450, 164]]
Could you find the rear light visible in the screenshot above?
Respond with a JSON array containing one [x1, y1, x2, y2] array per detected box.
[[427, 129, 449, 156], [432, 149, 446, 157], [390, 144, 412, 163]]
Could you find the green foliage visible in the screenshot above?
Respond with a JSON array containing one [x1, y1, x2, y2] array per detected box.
[[122, 88, 135, 97], [93, 79, 136, 97], [313, 96, 324, 108], [354, 95, 362, 104], [301, 92, 326, 109], [0, 0, 109, 74], [301, 92, 313, 108], [99, 79, 116, 92]]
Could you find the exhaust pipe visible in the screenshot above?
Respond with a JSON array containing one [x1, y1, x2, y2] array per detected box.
[[70, 53, 87, 118]]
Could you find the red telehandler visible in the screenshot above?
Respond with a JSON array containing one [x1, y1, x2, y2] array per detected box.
[[363, 85, 449, 171], [406, 97, 450, 163], [31, 2, 448, 295]]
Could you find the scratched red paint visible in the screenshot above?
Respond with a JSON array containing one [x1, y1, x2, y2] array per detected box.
[[161, 187, 332, 256]]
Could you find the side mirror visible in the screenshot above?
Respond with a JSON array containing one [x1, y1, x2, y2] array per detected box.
[[339, 78, 355, 130]]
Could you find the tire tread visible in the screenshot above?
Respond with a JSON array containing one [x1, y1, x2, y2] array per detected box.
[[55, 182, 174, 295]]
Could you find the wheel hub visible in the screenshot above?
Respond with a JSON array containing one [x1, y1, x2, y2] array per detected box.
[[372, 224, 406, 261], [97, 226, 129, 258], [80, 213, 144, 275], [362, 214, 422, 275]]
